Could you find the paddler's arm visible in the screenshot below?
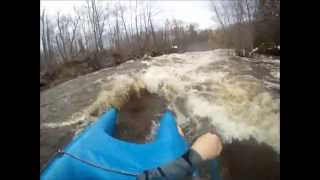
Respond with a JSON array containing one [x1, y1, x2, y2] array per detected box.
[[137, 132, 223, 179]]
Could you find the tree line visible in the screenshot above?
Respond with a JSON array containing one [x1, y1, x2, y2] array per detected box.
[[209, 0, 280, 56], [40, 0, 209, 72]]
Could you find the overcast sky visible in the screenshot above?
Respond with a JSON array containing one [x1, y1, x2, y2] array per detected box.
[[40, 0, 217, 30]]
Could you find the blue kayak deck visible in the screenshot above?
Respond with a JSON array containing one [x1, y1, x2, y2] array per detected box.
[[41, 108, 189, 179]]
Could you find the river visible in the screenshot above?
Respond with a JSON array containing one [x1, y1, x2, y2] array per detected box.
[[40, 49, 280, 179]]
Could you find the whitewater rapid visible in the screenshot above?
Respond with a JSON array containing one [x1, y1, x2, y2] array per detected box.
[[42, 49, 280, 153]]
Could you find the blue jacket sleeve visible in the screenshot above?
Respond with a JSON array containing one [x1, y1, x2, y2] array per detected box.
[[137, 150, 203, 180]]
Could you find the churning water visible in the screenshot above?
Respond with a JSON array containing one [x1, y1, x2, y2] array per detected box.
[[56, 49, 280, 154]]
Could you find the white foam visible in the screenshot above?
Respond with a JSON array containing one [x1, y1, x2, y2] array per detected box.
[[136, 50, 280, 152], [41, 114, 86, 129]]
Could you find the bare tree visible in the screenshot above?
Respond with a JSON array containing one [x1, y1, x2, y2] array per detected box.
[[118, 4, 130, 44], [40, 10, 49, 63], [113, 8, 121, 50], [56, 12, 68, 60], [134, 0, 141, 47], [147, 5, 157, 49], [69, 14, 80, 56], [86, 0, 108, 51]]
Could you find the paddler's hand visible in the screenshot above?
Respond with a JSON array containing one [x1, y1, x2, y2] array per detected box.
[[190, 132, 223, 161]]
